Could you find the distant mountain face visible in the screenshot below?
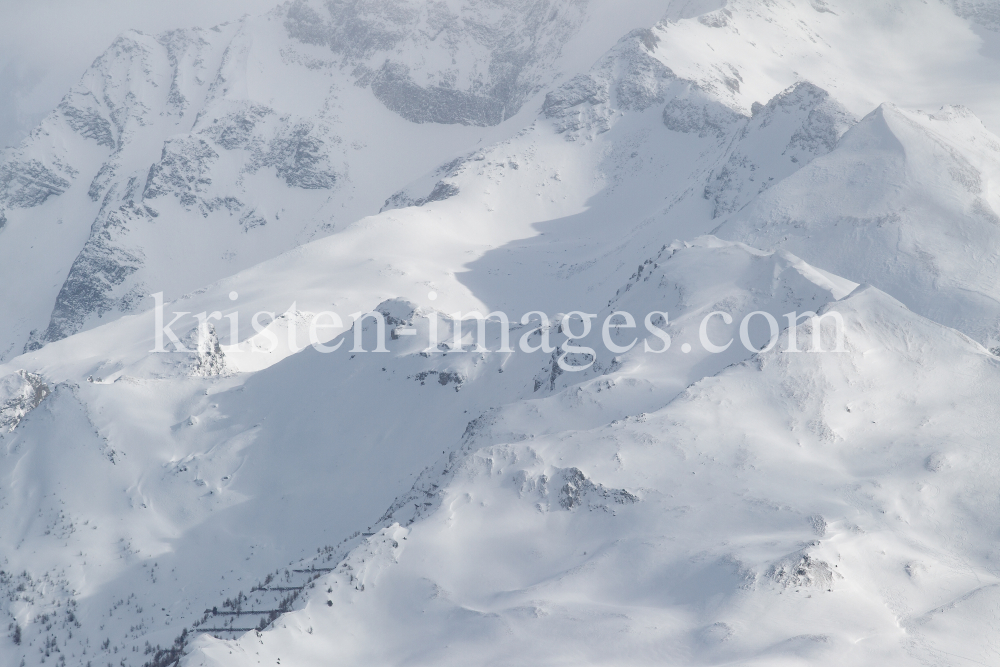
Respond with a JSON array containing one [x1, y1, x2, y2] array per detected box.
[[0, 0, 602, 362], [6, 0, 997, 362], [952, 0, 1000, 30], [284, 0, 591, 125], [2, 1, 1000, 666]]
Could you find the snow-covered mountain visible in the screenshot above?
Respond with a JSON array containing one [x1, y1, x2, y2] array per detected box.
[[2, 0, 1000, 665], [1, 0, 672, 362], [717, 102, 1000, 346]]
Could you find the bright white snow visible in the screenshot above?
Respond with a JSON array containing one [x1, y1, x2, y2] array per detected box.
[[1, 1, 1000, 666]]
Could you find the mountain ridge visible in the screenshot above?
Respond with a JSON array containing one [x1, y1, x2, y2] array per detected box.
[[2, 1, 1000, 665]]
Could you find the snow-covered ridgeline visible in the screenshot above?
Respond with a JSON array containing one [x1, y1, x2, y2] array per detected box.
[[0, 1, 999, 666]]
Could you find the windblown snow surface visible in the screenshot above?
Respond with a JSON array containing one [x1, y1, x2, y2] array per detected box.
[[2, 0, 1000, 665]]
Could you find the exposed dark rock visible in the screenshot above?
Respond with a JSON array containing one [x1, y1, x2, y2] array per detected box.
[[0, 159, 72, 208], [663, 91, 745, 139], [191, 324, 229, 377], [371, 62, 508, 126], [59, 100, 116, 148], [284, 0, 588, 127], [26, 202, 147, 351], [143, 137, 218, 203], [767, 552, 837, 589], [202, 105, 274, 151], [704, 82, 855, 218], [952, 0, 1000, 30], [542, 29, 676, 135], [0, 370, 50, 432], [542, 74, 608, 119], [268, 121, 337, 189]]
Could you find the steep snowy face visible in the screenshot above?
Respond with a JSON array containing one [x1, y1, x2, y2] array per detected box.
[[717, 103, 1000, 345]]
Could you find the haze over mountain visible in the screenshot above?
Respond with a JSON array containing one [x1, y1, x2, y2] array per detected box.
[[2, 1, 1000, 666]]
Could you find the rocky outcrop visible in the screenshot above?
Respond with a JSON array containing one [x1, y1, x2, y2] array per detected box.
[[543, 29, 678, 136], [284, 0, 591, 126], [25, 202, 147, 352], [952, 0, 1000, 30], [267, 121, 338, 189], [143, 137, 219, 205], [58, 101, 116, 149], [0, 370, 50, 431], [31, 97, 342, 350], [704, 82, 855, 218], [380, 157, 466, 212], [191, 324, 229, 377], [0, 159, 73, 209], [662, 90, 745, 140]]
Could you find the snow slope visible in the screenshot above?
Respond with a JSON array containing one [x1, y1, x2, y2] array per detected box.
[[187, 285, 1000, 667], [1, 0, 1000, 666], [0, 232, 857, 666], [0, 0, 671, 361], [717, 103, 1000, 346]]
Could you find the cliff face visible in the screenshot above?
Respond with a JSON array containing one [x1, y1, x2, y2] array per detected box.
[[0, 0, 601, 361]]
